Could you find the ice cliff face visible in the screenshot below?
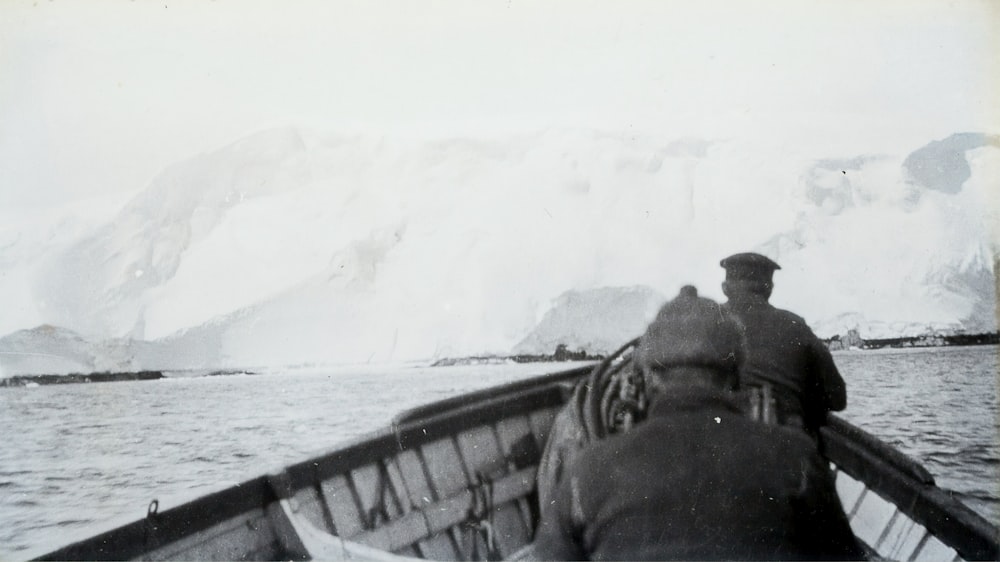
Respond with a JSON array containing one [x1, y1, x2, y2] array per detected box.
[[0, 128, 995, 371]]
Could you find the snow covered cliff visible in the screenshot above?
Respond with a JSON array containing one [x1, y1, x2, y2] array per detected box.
[[0, 128, 995, 372]]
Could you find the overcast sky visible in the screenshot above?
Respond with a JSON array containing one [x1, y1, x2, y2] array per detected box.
[[1, 0, 997, 217]]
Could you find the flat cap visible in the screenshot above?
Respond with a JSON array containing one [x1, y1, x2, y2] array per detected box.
[[720, 252, 781, 281]]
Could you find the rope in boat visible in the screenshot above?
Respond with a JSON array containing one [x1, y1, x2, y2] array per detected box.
[[579, 337, 645, 440], [535, 337, 645, 510]]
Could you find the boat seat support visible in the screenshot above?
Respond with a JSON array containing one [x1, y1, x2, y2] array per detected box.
[[267, 469, 419, 561]]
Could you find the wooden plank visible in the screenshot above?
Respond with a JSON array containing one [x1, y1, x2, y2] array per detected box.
[[272, 498, 420, 562], [433, 490, 482, 560], [527, 407, 559, 451], [483, 454, 534, 557], [369, 511, 432, 552], [38, 476, 278, 562], [913, 534, 958, 562], [489, 467, 536, 506], [877, 512, 929, 562], [834, 471, 867, 518], [394, 386, 567, 450], [383, 457, 411, 510], [494, 415, 539, 530], [457, 425, 506, 479], [414, 532, 457, 560], [488, 502, 531, 559], [351, 462, 403, 530], [350, 467, 537, 557], [393, 448, 459, 559], [422, 437, 472, 498], [393, 366, 590, 424], [143, 509, 280, 561], [496, 415, 538, 468], [457, 423, 534, 561], [422, 437, 475, 558], [455, 424, 530, 558], [294, 432, 401, 483], [393, 449, 435, 508], [381, 455, 427, 558], [824, 416, 934, 484], [850, 489, 899, 547], [319, 474, 365, 538], [290, 485, 331, 535], [396, 545, 421, 558], [370, 491, 472, 547]]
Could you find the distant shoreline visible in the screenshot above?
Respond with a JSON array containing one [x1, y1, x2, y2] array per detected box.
[[436, 336, 1000, 366], [2, 337, 995, 386], [0, 369, 255, 388], [823, 331, 998, 351]]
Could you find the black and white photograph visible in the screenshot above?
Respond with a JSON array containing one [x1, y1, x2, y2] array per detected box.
[[0, 1, 997, 560]]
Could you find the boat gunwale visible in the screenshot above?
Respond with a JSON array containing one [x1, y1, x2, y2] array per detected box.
[[391, 363, 594, 424], [822, 417, 1000, 560], [34, 474, 279, 562], [282, 364, 588, 489]]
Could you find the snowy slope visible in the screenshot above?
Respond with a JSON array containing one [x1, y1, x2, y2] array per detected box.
[[764, 133, 999, 338], [0, 325, 138, 376], [512, 286, 666, 356], [1, 128, 996, 371], [0, 192, 134, 338]]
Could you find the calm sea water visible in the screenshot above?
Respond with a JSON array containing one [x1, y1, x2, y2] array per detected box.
[[0, 348, 996, 559]]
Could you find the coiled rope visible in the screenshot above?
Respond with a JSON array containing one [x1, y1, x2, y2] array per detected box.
[[536, 337, 646, 509]]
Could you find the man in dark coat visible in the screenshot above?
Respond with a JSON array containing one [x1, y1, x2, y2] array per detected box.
[[532, 291, 863, 561], [719, 252, 848, 434]]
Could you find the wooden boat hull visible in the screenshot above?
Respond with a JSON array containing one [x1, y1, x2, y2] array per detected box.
[[34, 364, 999, 561]]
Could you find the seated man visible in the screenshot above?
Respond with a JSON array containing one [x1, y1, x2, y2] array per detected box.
[[532, 289, 863, 561], [719, 252, 848, 435]]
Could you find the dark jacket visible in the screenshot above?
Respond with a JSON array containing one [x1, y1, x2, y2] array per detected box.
[[533, 386, 863, 561], [723, 295, 847, 429]]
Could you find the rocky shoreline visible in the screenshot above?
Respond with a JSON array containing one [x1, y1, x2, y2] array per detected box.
[[0, 370, 164, 388], [4, 334, 996, 384], [431, 344, 605, 367], [435, 333, 1000, 366], [0, 369, 257, 388]]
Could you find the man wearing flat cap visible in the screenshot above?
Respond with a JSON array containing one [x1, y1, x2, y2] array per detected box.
[[533, 288, 862, 560], [720, 252, 847, 436]]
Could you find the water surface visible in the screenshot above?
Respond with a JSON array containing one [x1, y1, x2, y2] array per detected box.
[[0, 348, 996, 559]]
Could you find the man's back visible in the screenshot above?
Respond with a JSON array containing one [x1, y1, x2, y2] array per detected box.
[[717, 252, 848, 430], [534, 386, 862, 561], [724, 296, 846, 426]]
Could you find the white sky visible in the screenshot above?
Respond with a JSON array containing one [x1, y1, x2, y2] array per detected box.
[[1, 0, 997, 216]]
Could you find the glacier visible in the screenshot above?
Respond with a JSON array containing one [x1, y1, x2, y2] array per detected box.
[[0, 128, 996, 373]]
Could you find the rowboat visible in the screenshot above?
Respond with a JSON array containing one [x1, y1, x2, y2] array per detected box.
[[32, 349, 999, 561]]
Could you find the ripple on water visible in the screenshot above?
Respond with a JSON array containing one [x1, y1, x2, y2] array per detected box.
[[838, 347, 998, 519], [55, 519, 92, 527]]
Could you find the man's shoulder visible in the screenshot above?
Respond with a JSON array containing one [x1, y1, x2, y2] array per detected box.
[[767, 305, 808, 325], [763, 307, 824, 339], [755, 421, 821, 451], [575, 416, 822, 476], [724, 300, 807, 325]]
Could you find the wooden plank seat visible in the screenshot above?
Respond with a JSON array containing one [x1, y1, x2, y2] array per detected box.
[[269, 464, 538, 560]]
